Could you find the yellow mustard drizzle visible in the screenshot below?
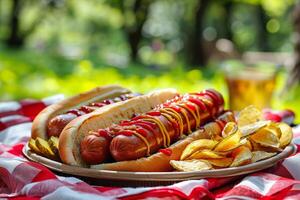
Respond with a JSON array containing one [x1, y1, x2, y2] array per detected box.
[[160, 112, 178, 138], [136, 122, 160, 145], [161, 108, 184, 136], [200, 98, 213, 107], [177, 106, 192, 134], [132, 131, 151, 156], [200, 98, 214, 116], [178, 103, 200, 130], [143, 116, 170, 147], [123, 93, 214, 155], [182, 94, 202, 127], [188, 101, 201, 128], [189, 95, 211, 119]]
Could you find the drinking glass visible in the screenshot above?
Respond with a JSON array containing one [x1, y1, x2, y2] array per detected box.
[[224, 63, 278, 111]]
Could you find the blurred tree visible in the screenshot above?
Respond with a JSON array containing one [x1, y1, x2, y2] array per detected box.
[[5, 0, 59, 48], [223, 1, 234, 41], [256, 4, 270, 51], [185, 0, 211, 67], [110, 0, 152, 62], [286, 3, 300, 89], [7, 0, 22, 47]]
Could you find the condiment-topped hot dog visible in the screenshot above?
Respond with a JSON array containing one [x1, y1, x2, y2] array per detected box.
[[92, 111, 234, 172], [59, 88, 179, 166], [80, 89, 224, 165], [58, 88, 230, 172], [47, 93, 139, 137], [31, 85, 134, 140]]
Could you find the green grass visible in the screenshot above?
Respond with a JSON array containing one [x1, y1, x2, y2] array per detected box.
[[1, 48, 300, 123]]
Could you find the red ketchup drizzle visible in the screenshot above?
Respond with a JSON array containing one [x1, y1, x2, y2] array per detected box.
[[186, 103, 196, 111], [98, 129, 112, 140], [159, 148, 172, 156], [103, 99, 114, 104], [136, 128, 148, 137], [170, 106, 181, 113], [120, 120, 134, 126], [204, 90, 220, 105], [163, 102, 171, 107], [67, 109, 82, 116], [188, 98, 207, 111], [198, 91, 221, 116], [135, 122, 156, 132], [198, 94, 215, 118], [135, 120, 156, 130], [206, 91, 220, 115], [65, 93, 135, 117], [147, 111, 161, 116], [160, 108, 180, 137], [118, 130, 134, 136], [79, 106, 94, 113], [132, 115, 145, 121], [208, 90, 223, 104], [90, 102, 106, 107]]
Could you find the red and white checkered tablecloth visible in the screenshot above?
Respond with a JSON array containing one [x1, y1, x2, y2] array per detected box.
[[1, 96, 300, 200]]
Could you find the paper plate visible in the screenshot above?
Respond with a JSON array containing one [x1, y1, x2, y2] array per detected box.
[[23, 143, 296, 185]]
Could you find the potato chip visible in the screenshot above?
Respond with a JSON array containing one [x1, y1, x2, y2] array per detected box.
[[240, 120, 270, 138], [277, 122, 293, 148], [244, 139, 253, 151], [35, 137, 56, 159], [261, 146, 283, 152], [213, 127, 242, 152], [249, 139, 260, 151], [211, 135, 223, 141], [238, 105, 262, 127], [28, 138, 41, 154], [230, 146, 252, 167], [222, 122, 238, 138], [187, 149, 224, 160], [240, 138, 248, 145], [251, 151, 276, 163], [206, 158, 233, 167], [267, 122, 282, 139], [250, 127, 280, 149], [176, 105, 293, 171], [250, 139, 282, 152], [180, 139, 218, 160], [205, 124, 222, 140], [170, 159, 212, 172], [48, 136, 59, 155]]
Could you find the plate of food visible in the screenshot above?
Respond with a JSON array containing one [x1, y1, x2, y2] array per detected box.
[[23, 85, 295, 184]]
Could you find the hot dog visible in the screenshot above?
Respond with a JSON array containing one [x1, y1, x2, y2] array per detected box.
[[109, 90, 224, 162], [31, 85, 133, 140], [91, 111, 234, 172], [58, 89, 230, 172], [80, 89, 224, 165], [47, 93, 139, 137], [59, 88, 179, 166]]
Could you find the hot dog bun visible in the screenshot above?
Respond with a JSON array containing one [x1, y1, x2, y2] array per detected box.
[[31, 85, 131, 140], [90, 111, 235, 172], [59, 88, 179, 166]]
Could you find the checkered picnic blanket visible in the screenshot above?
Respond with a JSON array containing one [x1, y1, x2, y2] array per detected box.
[[1, 96, 300, 200]]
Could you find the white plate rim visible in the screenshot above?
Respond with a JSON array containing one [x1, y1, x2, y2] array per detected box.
[[22, 143, 296, 182]]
